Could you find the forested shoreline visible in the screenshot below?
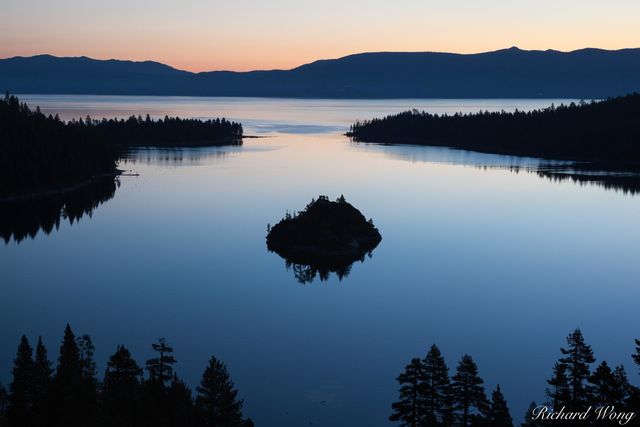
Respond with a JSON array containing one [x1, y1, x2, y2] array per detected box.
[[0, 94, 243, 198], [348, 93, 640, 166], [0, 325, 252, 427], [389, 329, 640, 426]]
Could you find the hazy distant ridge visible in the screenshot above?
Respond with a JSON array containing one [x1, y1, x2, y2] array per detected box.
[[2, 47, 640, 98]]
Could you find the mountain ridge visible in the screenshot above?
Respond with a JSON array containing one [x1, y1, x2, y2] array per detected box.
[[2, 47, 640, 98]]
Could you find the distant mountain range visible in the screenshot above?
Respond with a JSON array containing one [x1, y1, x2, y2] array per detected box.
[[2, 47, 640, 98]]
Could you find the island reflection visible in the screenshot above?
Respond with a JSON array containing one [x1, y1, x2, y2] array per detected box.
[[1, 176, 119, 244]]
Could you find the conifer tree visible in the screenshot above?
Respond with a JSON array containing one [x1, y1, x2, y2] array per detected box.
[[145, 338, 177, 387], [611, 365, 637, 408], [52, 324, 84, 427], [558, 329, 595, 410], [32, 336, 52, 424], [488, 384, 513, 427], [103, 344, 143, 425], [520, 401, 543, 427], [588, 361, 616, 407], [633, 339, 640, 371], [8, 335, 34, 426], [196, 356, 245, 427], [422, 344, 452, 425], [546, 362, 570, 410], [450, 355, 489, 427], [168, 374, 197, 427], [389, 358, 426, 427]]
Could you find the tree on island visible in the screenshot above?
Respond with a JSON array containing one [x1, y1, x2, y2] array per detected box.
[[422, 344, 453, 425], [7, 336, 34, 426], [389, 358, 427, 427], [450, 355, 489, 427], [488, 384, 513, 427], [196, 356, 247, 427]]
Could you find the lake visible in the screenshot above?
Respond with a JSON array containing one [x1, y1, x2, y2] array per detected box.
[[2, 95, 640, 426]]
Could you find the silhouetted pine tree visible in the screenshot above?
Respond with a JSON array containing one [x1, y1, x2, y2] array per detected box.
[[488, 385, 513, 427], [32, 336, 52, 425], [546, 362, 570, 410], [559, 329, 595, 410], [611, 365, 638, 409], [422, 344, 452, 425], [196, 356, 245, 427], [51, 324, 84, 427], [450, 355, 489, 427], [588, 361, 617, 407], [633, 339, 640, 371], [8, 335, 34, 426], [520, 401, 542, 427], [389, 358, 426, 427], [76, 334, 99, 418], [168, 374, 197, 427], [103, 345, 143, 425], [145, 338, 176, 387]]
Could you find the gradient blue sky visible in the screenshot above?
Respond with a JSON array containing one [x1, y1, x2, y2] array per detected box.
[[2, 0, 639, 71]]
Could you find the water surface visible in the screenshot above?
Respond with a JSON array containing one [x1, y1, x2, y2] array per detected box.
[[2, 96, 640, 426]]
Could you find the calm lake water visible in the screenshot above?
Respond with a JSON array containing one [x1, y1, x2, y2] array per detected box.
[[2, 96, 640, 426]]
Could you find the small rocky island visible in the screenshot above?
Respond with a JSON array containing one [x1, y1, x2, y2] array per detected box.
[[266, 195, 382, 283]]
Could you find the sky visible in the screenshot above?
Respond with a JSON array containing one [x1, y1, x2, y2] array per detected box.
[[2, 0, 639, 72]]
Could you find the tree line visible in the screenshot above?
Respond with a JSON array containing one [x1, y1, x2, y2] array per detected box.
[[390, 329, 640, 426], [0, 325, 252, 427], [347, 93, 640, 166], [0, 93, 243, 198]]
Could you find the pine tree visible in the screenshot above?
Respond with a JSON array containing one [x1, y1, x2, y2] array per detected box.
[[196, 356, 245, 427], [422, 344, 452, 425], [168, 374, 197, 427], [611, 365, 637, 408], [7, 335, 34, 426], [32, 336, 52, 425], [103, 345, 143, 424], [633, 339, 640, 371], [145, 338, 176, 387], [488, 385, 513, 427], [546, 362, 570, 410], [521, 401, 543, 427], [450, 355, 489, 427], [588, 361, 616, 407], [559, 329, 595, 410], [52, 324, 84, 427]]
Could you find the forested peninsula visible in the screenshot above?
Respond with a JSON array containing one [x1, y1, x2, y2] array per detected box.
[[348, 93, 640, 166], [0, 94, 243, 199]]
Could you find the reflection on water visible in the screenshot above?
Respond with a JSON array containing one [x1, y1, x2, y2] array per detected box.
[[121, 146, 240, 167], [353, 142, 640, 196], [0, 176, 119, 244]]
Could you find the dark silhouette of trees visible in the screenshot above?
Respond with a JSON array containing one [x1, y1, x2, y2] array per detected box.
[[488, 385, 513, 427], [32, 337, 52, 426], [348, 93, 640, 166], [633, 339, 640, 371], [558, 329, 595, 411], [195, 356, 246, 427], [546, 361, 571, 410], [145, 338, 177, 387], [422, 344, 452, 425], [7, 336, 34, 426], [450, 355, 489, 427], [0, 93, 242, 199], [520, 401, 542, 427], [103, 345, 143, 426], [389, 358, 426, 427], [3, 327, 250, 427]]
